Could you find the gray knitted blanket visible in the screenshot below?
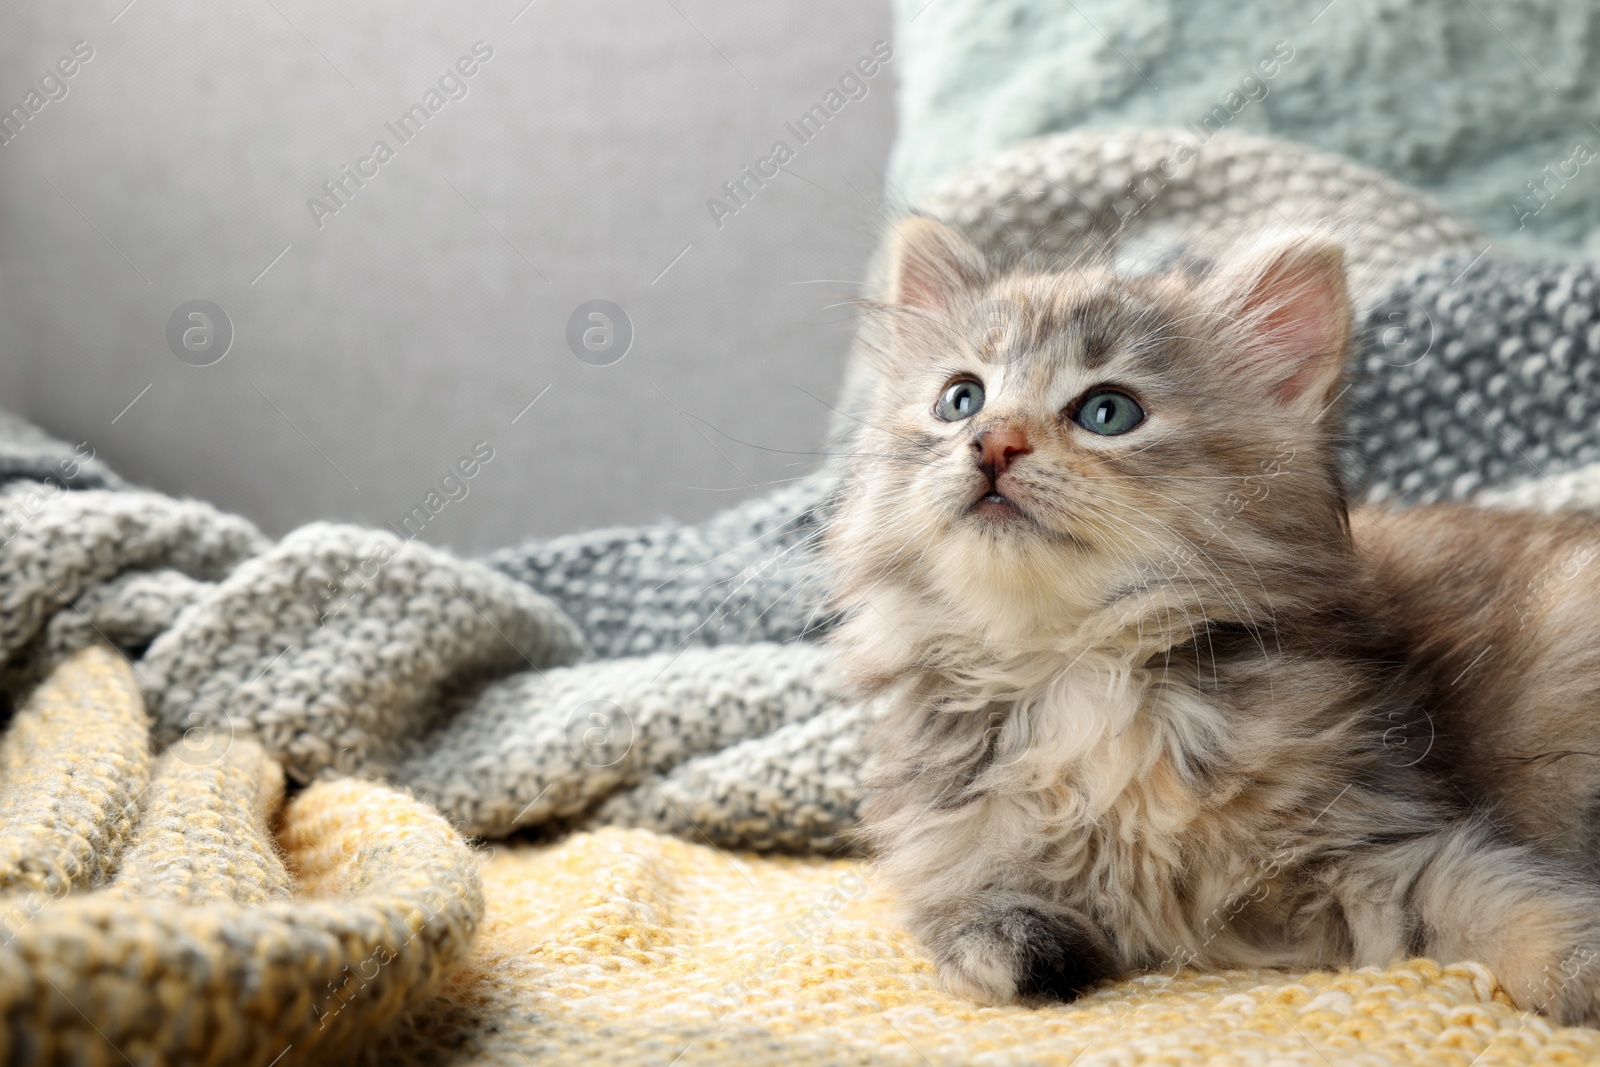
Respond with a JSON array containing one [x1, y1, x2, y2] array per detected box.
[[4, 129, 1595, 856]]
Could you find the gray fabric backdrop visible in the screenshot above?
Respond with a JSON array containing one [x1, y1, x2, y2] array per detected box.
[[0, 0, 896, 553]]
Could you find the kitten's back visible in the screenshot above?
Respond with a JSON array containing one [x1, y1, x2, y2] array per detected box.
[[1356, 503, 1600, 859]]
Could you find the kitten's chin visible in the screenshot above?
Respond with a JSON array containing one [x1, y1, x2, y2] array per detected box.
[[927, 528, 1115, 645]]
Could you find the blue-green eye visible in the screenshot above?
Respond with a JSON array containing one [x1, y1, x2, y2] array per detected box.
[[935, 379, 985, 421], [1075, 390, 1144, 435]]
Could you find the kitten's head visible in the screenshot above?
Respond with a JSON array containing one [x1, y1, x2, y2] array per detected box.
[[825, 216, 1355, 684]]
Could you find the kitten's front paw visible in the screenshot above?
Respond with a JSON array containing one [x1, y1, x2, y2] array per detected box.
[[939, 941, 1021, 1005], [930, 896, 1118, 1004]]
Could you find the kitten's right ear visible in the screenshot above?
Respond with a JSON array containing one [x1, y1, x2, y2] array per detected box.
[[1203, 237, 1351, 412], [886, 216, 988, 313]]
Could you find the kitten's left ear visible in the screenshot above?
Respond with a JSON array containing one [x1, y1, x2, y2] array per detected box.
[[1207, 238, 1351, 412]]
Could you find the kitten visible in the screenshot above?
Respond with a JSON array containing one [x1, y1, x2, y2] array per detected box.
[[823, 215, 1600, 1023]]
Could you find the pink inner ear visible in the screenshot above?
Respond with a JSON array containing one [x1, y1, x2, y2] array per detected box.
[[1238, 250, 1349, 404], [896, 255, 949, 312]]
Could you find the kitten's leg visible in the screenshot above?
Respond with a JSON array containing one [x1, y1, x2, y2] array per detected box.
[[915, 888, 1120, 1004], [1338, 820, 1600, 1025]]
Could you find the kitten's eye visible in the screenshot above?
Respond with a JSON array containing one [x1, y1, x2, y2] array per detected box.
[[935, 379, 985, 421], [1074, 391, 1144, 435]]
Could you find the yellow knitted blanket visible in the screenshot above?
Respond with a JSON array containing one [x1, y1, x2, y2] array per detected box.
[[10, 648, 1600, 1065], [376, 832, 1600, 1067]]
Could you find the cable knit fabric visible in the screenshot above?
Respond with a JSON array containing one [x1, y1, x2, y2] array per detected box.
[[1349, 254, 1600, 506], [902, 127, 1484, 307], [480, 472, 836, 660], [0, 647, 483, 1066], [352, 827, 1600, 1066], [8, 126, 1600, 1063]]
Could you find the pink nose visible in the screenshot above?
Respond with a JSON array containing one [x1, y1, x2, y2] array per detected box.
[[973, 424, 1032, 479]]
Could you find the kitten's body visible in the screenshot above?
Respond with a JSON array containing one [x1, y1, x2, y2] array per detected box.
[[826, 218, 1600, 1022]]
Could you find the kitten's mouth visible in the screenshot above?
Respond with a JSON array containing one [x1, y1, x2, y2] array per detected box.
[[969, 489, 1030, 523]]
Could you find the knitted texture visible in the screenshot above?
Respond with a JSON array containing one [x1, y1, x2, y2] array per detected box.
[[905, 127, 1484, 307], [1348, 254, 1600, 506], [480, 472, 835, 660], [108, 739, 290, 904], [0, 641, 149, 896], [352, 826, 1600, 1066], [0, 647, 484, 1066], [0, 478, 851, 850]]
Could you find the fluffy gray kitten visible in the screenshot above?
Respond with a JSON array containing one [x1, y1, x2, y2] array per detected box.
[[823, 215, 1600, 1023]]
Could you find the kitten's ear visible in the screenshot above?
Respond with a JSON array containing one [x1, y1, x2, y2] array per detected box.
[[1207, 238, 1351, 411], [886, 215, 988, 312]]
